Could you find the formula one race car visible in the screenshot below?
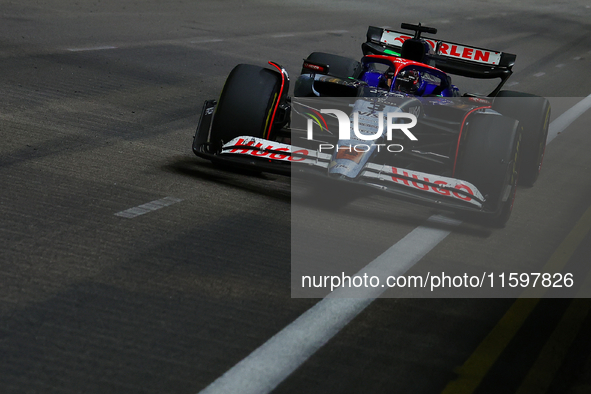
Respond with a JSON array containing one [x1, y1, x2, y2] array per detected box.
[[192, 23, 550, 226]]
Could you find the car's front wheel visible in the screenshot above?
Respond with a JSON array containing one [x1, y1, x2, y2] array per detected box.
[[459, 113, 521, 227], [302, 52, 361, 78], [493, 91, 550, 187], [209, 64, 282, 151]]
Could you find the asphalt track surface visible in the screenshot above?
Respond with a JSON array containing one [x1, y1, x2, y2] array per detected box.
[[2, 1, 591, 393]]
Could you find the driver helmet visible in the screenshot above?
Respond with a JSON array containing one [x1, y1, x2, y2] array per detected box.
[[378, 68, 396, 90], [394, 69, 423, 94]]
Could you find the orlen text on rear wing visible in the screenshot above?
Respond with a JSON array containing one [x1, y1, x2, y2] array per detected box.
[[362, 26, 516, 96]]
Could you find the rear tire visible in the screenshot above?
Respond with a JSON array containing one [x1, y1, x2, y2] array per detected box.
[[210, 64, 282, 151], [303, 52, 360, 78], [459, 113, 521, 227], [493, 91, 550, 187]]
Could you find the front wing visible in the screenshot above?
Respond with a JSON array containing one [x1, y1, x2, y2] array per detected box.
[[202, 136, 490, 213]]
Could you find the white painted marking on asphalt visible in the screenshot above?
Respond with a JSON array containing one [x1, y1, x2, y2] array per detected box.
[[573, 56, 582, 60], [198, 96, 591, 394], [506, 81, 520, 87], [270, 30, 348, 38], [534, 72, 546, 77], [199, 215, 460, 394], [547, 94, 591, 143], [68, 29, 351, 52], [67, 46, 117, 52], [115, 197, 182, 218], [190, 38, 224, 44], [271, 33, 296, 38], [555, 64, 565, 68]]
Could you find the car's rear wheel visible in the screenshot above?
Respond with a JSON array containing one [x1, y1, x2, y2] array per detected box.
[[303, 52, 361, 78], [209, 64, 282, 151], [493, 90, 550, 187], [459, 113, 521, 227]]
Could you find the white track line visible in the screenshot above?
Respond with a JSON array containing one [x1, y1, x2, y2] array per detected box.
[[115, 197, 182, 218], [198, 95, 591, 394], [66, 29, 350, 52], [271, 33, 296, 38], [547, 94, 591, 143], [200, 215, 460, 394], [67, 46, 118, 52], [189, 39, 224, 44]]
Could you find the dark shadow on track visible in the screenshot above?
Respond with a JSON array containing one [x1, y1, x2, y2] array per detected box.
[[166, 157, 493, 238], [162, 156, 291, 203], [292, 176, 493, 238]]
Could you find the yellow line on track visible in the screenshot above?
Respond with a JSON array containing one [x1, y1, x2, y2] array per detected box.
[[441, 203, 591, 394], [515, 298, 591, 393]]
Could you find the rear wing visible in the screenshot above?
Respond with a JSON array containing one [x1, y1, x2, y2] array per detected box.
[[362, 26, 516, 95]]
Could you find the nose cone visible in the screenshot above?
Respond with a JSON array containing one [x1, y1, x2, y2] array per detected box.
[[329, 144, 375, 179]]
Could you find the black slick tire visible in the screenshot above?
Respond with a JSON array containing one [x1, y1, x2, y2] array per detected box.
[[303, 52, 360, 78], [459, 113, 521, 227], [493, 91, 550, 187], [209, 64, 281, 151]]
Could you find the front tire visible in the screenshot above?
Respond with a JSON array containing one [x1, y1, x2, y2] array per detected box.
[[493, 91, 550, 187], [459, 113, 521, 227], [209, 64, 282, 151], [302, 52, 360, 78]]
